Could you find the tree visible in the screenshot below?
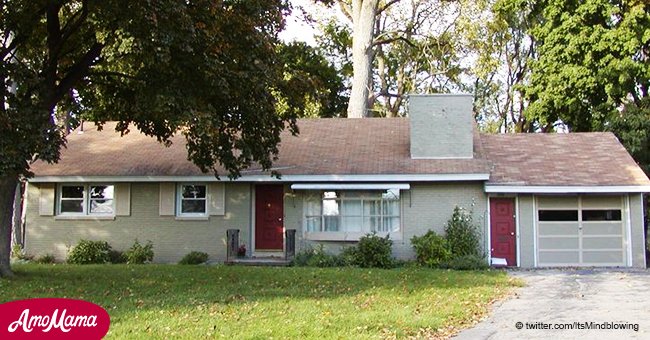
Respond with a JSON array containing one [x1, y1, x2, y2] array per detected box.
[[523, 0, 649, 132], [0, 0, 301, 277], [277, 42, 348, 117], [312, 0, 472, 117], [343, 0, 379, 118], [470, 0, 536, 132]]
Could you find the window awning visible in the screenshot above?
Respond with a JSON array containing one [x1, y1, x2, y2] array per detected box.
[[290, 183, 410, 190]]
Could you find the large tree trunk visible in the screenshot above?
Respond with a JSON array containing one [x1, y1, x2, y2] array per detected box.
[[0, 174, 18, 278], [347, 0, 379, 118]]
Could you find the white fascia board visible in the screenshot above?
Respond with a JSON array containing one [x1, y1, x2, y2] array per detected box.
[[291, 183, 410, 190], [485, 185, 650, 194], [30, 173, 490, 183]]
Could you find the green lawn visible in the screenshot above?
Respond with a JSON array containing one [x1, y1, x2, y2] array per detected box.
[[0, 264, 520, 339]]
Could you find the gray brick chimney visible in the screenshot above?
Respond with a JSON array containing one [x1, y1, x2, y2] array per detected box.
[[409, 94, 474, 159]]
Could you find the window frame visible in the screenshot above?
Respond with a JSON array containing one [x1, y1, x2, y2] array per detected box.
[[57, 183, 116, 216], [303, 190, 402, 238], [176, 183, 208, 217]]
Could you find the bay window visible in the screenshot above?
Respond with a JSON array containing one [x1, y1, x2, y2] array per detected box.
[[304, 190, 401, 235]]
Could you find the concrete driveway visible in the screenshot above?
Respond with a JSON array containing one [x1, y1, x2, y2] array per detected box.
[[454, 269, 650, 339]]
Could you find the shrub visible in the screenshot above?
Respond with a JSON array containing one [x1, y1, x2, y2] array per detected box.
[[35, 254, 56, 264], [11, 244, 33, 262], [411, 230, 452, 267], [179, 251, 209, 265], [353, 233, 394, 269], [338, 246, 358, 266], [124, 240, 154, 264], [109, 250, 127, 264], [67, 240, 112, 264], [293, 245, 341, 267], [439, 254, 489, 271], [445, 206, 481, 257]]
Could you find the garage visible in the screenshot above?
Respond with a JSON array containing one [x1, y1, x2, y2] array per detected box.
[[536, 195, 627, 267]]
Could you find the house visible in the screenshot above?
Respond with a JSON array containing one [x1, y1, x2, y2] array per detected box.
[[23, 94, 650, 267]]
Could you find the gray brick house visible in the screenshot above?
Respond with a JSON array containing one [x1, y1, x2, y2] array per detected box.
[[24, 94, 650, 267]]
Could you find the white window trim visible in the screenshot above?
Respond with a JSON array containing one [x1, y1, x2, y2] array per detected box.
[[302, 190, 403, 240], [57, 183, 116, 216], [176, 183, 208, 217]]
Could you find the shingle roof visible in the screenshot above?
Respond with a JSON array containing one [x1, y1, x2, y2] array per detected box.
[[30, 119, 650, 187], [481, 132, 650, 186], [29, 119, 490, 177]]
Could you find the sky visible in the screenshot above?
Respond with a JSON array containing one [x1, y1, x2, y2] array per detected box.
[[278, 0, 328, 46]]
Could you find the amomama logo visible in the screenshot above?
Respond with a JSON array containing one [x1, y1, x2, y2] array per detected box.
[[0, 298, 110, 339]]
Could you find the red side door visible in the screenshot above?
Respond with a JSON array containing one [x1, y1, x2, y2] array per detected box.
[[490, 198, 516, 266], [255, 185, 284, 250]]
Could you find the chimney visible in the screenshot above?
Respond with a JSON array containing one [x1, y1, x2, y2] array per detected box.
[[409, 94, 474, 159]]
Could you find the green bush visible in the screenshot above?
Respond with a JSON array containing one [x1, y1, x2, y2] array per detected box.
[[439, 254, 489, 271], [124, 240, 154, 264], [11, 244, 33, 261], [35, 254, 56, 264], [338, 246, 358, 266], [109, 250, 127, 264], [67, 240, 112, 264], [445, 206, 481, 257], [411, 230, 452, 267], [293, 245, 342, 267], [179, 251, 209, 265], [353, 233, 394, 269]]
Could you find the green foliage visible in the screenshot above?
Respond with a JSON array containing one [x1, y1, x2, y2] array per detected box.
[[1, 0, 301, 179], [609, 97, 650, 175], [11, 245, 33, 262], [278, 42, 347, 117], [352, 233, 394, 269], [67, 240, 112, 264], [179, 251, 209, 265], [124, 240, 154, 264], [411, 230, 452, 267], [34, 254, 57, 264], [445, 206, 482, 258], [439, 254, 489, 271], [521, 0, 650, 132], [338, 246, 358, 267], [109, 250, 127, 264], [293, 245, 342, 268]]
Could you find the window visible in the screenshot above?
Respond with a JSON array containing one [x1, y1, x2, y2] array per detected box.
[[538, 210, 578, 221], [582, 209, 621, 221], [304, 190, 401, 233], [178, 184, 207, 216], [58, 184, 114, 215]]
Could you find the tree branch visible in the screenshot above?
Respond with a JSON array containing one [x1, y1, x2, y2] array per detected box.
[[376, 0, 400, 16], [52, 41, 104, 108]]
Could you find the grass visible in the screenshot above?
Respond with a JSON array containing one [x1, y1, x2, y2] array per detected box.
[[0, 264, 521, 339]]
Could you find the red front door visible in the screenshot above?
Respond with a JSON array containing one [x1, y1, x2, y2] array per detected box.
[[255, 185, 284, 250], [490, 198, 516, 266]]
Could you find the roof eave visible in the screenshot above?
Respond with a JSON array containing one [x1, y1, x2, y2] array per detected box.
[[28, 173, 491, 183], [485, 184, 650, 194]]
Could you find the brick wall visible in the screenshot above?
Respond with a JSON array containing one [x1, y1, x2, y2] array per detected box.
[[24, 182, 252, 263]]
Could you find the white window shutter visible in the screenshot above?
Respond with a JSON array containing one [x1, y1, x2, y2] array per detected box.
[[159, 183, 176, 216], [39, 183, 55, 216], [208, 183, 225, 216], [115, 183, 131, 216]]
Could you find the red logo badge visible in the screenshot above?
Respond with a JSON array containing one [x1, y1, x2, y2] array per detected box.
[[0, 298, 110, 339]]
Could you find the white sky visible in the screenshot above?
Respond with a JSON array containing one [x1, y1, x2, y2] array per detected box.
[[279, 0, 335, 46]]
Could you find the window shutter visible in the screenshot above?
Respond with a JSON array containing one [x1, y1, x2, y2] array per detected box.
[[159, 183, 175, 216], [39, 183, 55, 216], [115, 183, 131, 216], [208, 183, 225, 216]]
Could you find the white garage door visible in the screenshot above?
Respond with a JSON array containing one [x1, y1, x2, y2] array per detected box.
[[536, 196, 626, 267]]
